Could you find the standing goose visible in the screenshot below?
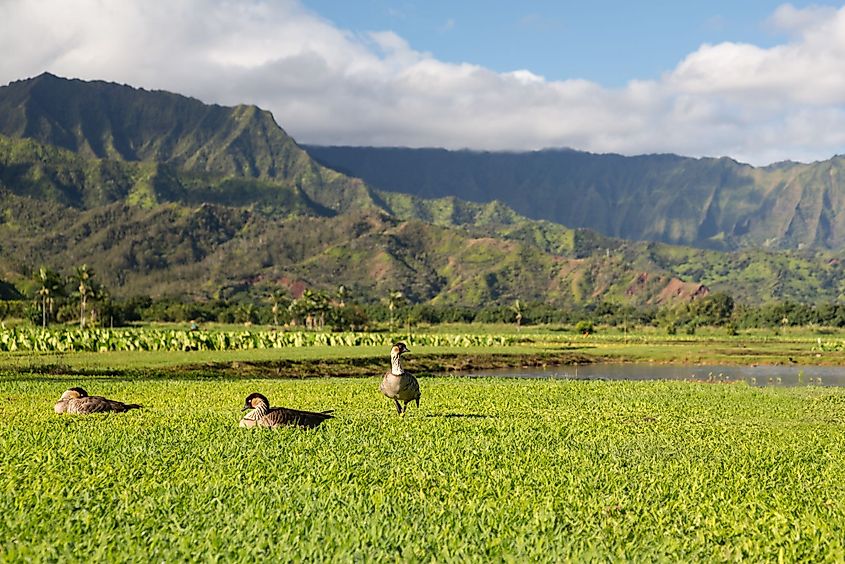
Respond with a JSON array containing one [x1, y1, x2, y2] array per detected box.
[[54, 387, 142, 414], [380, 342, 421, 415], [240, 393, 334, 429]]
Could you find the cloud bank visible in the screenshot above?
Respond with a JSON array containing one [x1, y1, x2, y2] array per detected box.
[[1, 0, 844, 165]]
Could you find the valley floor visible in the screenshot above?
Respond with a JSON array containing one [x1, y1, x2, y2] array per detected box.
[[2, 375, 844, 561], [3, 329, 845, 560]]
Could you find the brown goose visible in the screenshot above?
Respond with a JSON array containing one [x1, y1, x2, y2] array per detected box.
[[54, 387, 142, 414], [239, 393, 334, 429], [380, 342, 421, 415]]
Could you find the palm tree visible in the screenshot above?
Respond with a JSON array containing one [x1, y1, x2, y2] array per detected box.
[[35, 267, 63, 328], [387, 290, 405, 332], [72, 265, 94, 329], [336, 284, 348, 308], [511, 299, 523, 331], [302, 289, 331, 329], [268, 289, 290, 327], [287, 297, 305, 327], [300, 290, 317, 329], [88, 279, 108, 327], [237, 303, 256, 326]]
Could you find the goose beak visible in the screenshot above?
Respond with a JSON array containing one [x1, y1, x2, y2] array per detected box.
[[241, 404, 250, 412]]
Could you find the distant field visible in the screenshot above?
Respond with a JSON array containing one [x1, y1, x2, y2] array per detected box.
[[1, 324, 845, 374], [3, 375, 845, 560]]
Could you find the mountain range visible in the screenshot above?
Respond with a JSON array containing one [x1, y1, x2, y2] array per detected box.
[[306, 146, 845, 251], [0, 73, 842, 306]]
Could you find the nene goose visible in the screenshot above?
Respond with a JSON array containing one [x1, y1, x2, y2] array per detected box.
[[240, 393, 334, 429], [54, 387, 142, 414], [380, 342, 421, 415]]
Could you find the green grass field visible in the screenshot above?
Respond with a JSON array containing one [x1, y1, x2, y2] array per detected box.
[[3, 372, 845, 561]]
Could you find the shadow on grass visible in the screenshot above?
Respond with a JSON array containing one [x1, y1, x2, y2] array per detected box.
[[424, 413, 494, 419], [0, 351, 600, 381], [0, 369, 244, 383], [0, 361, 359, 381]]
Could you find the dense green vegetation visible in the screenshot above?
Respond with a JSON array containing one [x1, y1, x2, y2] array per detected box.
[[0, 327, 512, 353], [3, 375, 845, 560], [5, 267, 845, 338], [3, 74, 845, 308], [307, 145, 845, 251]]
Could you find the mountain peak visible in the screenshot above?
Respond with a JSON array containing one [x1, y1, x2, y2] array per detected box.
[[5, 71, 62, 87], [24, 71, 62, 83], [0, 73, 307, 180]]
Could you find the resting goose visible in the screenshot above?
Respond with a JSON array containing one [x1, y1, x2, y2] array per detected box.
[[54, 387, 142, 414], [240, 393, 334, 429], [380, 342, 421, 415]]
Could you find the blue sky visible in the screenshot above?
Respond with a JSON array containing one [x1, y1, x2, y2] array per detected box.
[[302, 1, 820, 85], [2, 0, 844, 164]]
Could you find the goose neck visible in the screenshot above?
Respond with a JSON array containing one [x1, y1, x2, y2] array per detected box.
[[245, 403, 269, 420], [390, 354, 404, 376]]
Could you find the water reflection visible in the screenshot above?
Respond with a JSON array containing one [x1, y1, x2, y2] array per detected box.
[[459, 364, 845, 387]]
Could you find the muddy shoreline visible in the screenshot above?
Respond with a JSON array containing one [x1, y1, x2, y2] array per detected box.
[[174, 351, 603, 379]]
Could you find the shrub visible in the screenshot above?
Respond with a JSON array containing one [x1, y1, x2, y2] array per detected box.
[[574, 320, 594, 335]]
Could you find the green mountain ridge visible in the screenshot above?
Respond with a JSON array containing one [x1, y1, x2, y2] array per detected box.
[[305, 146, 845, 251], [0, 73, 843, 307]]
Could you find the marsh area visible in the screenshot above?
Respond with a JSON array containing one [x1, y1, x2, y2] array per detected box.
[[464, 363, 845, 386]]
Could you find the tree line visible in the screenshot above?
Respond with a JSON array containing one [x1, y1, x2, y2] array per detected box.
[[4, 268, 845, 331]]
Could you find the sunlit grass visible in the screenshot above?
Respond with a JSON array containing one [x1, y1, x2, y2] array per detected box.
[[3, 375, 845, 560]]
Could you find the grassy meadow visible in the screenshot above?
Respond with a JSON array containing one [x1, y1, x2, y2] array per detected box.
[[3, 372, 845, 560], [4, 327, 845, 560]]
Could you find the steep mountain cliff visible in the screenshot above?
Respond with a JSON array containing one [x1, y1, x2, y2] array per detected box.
[[306, 146, 845, 251]]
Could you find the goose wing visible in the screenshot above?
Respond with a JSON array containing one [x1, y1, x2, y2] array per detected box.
[[260, 407, 334, 429], [68, 396, 141, 414], [397, 373, 421, 401]]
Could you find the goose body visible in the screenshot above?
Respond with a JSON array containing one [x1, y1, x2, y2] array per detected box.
[[54, 387, 142, 414], [380, 342, 421, 415], [240, 393, 334, 429]]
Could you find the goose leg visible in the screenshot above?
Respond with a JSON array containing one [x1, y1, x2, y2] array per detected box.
[[393, 398, 402, 415], [414, 398, 420, 408]]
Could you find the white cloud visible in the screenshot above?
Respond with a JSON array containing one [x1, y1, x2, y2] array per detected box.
[[767, 3, 839, 35], [0, 0, 844, 165]]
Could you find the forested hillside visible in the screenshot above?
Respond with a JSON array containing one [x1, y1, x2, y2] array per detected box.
[[0, 74, 842, 307]]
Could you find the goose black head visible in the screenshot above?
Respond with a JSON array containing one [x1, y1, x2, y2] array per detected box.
[[60, 387, 89, 401], [391, 342, 410, 356], [242, 392, 270, 412]]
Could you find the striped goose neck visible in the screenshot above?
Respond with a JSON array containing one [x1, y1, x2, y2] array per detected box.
[[390, 352, 404, 376], [245, 403, 269, 420]]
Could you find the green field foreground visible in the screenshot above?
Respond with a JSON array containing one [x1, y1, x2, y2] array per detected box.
[[3, 375, 845, 561]]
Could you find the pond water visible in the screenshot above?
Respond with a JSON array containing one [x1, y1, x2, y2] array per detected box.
[[459, 363, 845, 387]]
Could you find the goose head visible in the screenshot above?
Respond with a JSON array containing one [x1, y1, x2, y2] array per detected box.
[[391, 342, 410, 357], [242, 392, 270, 412], [60, 387, 89, 401]]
